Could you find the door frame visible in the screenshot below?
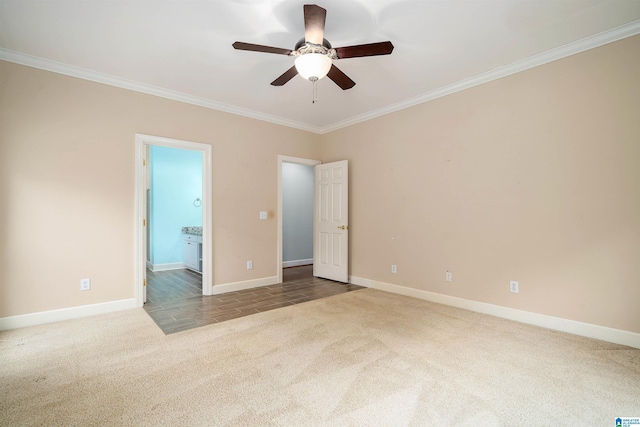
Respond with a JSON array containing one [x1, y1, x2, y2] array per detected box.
[[277, 155, 321, 284], [134, 134, 213, 306]]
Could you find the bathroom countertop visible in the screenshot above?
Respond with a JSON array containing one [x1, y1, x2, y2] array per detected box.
[[181, 226, 202, 236]]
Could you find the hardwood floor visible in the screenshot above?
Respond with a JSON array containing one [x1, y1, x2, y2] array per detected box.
[[144, 265, 364, 334], [145, 268, 202, 304]]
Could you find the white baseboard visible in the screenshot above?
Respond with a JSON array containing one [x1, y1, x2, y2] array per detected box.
[[0, 298, 138, 331], [350, 276, 640, 349], [212, 276, 279, 295], [148, 262, 186, 272], [282, 258, 313, 268]]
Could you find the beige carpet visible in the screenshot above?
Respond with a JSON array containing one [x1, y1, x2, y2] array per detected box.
[[1, 289, 639, 426]]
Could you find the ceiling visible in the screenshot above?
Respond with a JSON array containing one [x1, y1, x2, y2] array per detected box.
[[1, 1, 639, 133]]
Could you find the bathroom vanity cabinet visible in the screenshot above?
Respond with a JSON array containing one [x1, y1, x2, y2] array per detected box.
[[182, 233, 202, 273]]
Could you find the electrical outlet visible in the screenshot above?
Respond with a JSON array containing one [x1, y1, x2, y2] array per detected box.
[[391, 264, 397, 274], [247, 260, 253, 270], [80, 278, 91, 291], [510, 280, 519, 293], [446, 271, 452, 282]]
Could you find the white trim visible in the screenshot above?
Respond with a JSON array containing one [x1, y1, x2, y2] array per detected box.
[[211, 276, 279, 295], [0, 49, 322, 134], [135, 138, 146, 306], [350, 276, 640, 349], [201, 145, 213, 295], [0, 299, 137, 331], [277, 155, 322, 284], [135, 134, 214, 308], [282, 258, 313, 268], [322, 19, 640, 134], [148, 262, 186, 272], [2, 20, 638, 135]]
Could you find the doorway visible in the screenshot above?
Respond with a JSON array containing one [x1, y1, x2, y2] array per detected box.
[[277, 156, 350, 284], [147, 145, 202, 272], [277, 156, 320, 283], [135, 134, 213, 307]]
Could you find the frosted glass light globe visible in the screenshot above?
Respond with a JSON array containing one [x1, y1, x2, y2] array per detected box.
[[295, 53, 332, 80]]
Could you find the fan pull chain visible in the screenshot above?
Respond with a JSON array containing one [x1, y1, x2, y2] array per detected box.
[[310, 76, 319, 103]]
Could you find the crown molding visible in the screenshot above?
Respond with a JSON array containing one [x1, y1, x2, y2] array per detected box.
[[1, 19, 638, 135], [0, 48, 322, 134], [320, 19, 640, 134]]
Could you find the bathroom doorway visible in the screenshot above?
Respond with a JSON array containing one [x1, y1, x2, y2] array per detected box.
[[146, 145, 203, 305], [135, 134, 212, 307]]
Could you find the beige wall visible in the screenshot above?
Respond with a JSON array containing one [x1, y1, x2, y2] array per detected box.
[[1, 35, 638, 334], [0, 61, 320, 317], [322, 35, 640, 333]]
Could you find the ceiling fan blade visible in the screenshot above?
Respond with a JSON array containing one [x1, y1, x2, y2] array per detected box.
[[271, 66, 299, 86], [304, 4, 326, 45], [232, 42, 292, 56], [335, 41, 394, 59], [327, 64, 355, 90]]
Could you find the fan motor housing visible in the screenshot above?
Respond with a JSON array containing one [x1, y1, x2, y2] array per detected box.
[[293, 38, 337, 61], [295, 37, 332, 50]]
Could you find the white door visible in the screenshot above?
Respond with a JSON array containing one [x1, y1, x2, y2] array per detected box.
[[314, 160, 349, 282]]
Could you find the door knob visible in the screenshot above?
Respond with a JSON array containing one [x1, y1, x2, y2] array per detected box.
[[337, 225, 349, 230]]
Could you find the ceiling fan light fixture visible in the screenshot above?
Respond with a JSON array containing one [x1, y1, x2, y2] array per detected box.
[[233, 4, 392, 91], [295, 53, 332, 80]]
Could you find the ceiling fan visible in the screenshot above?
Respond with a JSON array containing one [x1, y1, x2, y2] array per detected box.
[[232, 4, 394, 92]]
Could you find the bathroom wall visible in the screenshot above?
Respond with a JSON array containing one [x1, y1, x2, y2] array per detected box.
[[149, 145, 202, 267]]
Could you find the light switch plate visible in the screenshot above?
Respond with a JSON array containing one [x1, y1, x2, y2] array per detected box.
[[259, 211, 268, 220], [510, 280, 519, 293]]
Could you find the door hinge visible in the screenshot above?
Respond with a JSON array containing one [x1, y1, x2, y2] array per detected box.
[[143, 219, 146, 226], [143, 159, 146, 166], [143, 278, 146, 286]]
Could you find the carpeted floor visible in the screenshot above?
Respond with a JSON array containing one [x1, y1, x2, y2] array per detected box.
[[1, 288, 639, 425]]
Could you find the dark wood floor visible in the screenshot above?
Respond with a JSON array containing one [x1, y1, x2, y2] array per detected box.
[[144, 265, 364, 334]]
